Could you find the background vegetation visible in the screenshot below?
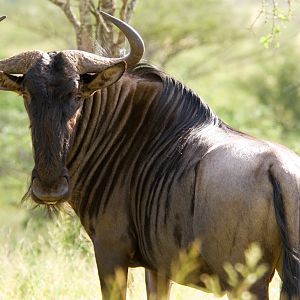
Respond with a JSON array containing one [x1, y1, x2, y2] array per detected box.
[[0, 0, 299, 298]]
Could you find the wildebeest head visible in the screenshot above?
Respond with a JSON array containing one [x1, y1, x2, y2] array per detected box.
[[0, 13, 144, 206]]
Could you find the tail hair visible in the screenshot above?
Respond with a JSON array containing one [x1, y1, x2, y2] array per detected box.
[[269, 171, 300, 299]]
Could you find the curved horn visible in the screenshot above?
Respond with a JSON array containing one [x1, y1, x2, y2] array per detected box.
[[0, 16, 6, 22], [0, 50, 44, 74], [100, 11, 145, 67], [63, 11, 145, 74], [61, 50, 115, 75]]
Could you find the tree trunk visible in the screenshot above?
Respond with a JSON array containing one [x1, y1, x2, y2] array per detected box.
[[98, 0, 116, 54], [49, 0, 138, 55], [78, 0, 94, 52]]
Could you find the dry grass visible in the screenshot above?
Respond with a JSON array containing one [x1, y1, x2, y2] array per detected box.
[[128, 268, 281, 300], [0, 216, 282, 300]]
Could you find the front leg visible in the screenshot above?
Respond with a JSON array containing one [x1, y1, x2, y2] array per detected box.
[[93, 239, 129, 300], [145, 269, 171, 300]]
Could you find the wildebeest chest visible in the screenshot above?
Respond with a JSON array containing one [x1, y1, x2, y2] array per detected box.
[[65, 75, 215, 271]]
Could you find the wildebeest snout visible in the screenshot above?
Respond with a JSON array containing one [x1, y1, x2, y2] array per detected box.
[[31, 168, 70, 204]]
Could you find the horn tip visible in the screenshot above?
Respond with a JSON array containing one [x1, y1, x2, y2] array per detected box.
[[99, 11, 114, 21], [99, 10, 144, 67], [0, 16, 6, 22]]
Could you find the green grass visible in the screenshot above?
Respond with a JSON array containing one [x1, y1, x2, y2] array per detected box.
[[0, 215, 282, 300], [0, 216, 99, 300]]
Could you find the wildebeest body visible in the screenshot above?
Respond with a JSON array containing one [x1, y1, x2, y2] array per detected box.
[[0, 13, 299, 300], [68, 65, 298, 297]]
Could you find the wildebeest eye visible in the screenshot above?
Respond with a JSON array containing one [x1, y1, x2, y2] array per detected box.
[[74, 95, 83, 102], [80, 73, 95, 85]]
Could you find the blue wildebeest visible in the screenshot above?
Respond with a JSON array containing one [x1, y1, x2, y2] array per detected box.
[[0, 12, 299, 300]]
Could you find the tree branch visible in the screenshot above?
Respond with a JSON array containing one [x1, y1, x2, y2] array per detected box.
[[78, 0, 94, 51], [48, 0, 137, 54], [98, 0, 116, 54], [89, 0, 110, 33], [125, 0, 137, 23], [115, 0, 137, 54]]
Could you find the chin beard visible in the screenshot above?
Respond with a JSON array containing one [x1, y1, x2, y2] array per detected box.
[[21, 181, 72, 216]]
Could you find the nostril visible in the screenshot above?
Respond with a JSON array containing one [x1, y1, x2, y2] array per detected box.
[[61, 167, 69, 178], [63, 175, 70, 184]]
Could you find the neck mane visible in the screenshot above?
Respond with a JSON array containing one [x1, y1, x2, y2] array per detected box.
[[129, 63, 220, 128], [67, 63, 223, 222]]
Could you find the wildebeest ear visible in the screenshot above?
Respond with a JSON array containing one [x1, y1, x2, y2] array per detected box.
[[0, 72, 23, 93], [81, 61, 126, 95]]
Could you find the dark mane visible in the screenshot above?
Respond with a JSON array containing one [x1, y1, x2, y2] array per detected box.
[[129, 64, 251, 140], [124, 64, 224, 188], [128, 63, 221, 129]]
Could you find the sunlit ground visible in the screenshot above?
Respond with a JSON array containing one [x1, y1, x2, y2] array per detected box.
[[0, 242, 282, 299], [0, 217, 282, 300], [127, 268, 281, 300]]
